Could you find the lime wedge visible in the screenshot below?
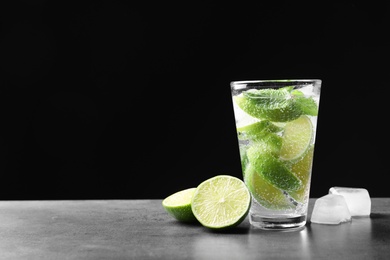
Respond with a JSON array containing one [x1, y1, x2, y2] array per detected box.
[[237, 120, 283, 141], [247, 146, 301, 191], [247, 134, 283, 157], [289, 146, 314, 202], [191, 175, 251, 229], [245, 164, 293, 210], [280, 115, 313, 162], [162, 188, 197, 222]]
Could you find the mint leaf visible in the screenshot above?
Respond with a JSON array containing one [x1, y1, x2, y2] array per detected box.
[[291, 89, 305, 97], [295, 97, 318, 116], [237, 86, 318, 121], [237, 87, 302, 122], [243, 88, 292, 109]]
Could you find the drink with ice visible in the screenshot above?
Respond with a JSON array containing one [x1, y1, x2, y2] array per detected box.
[[230, 80, 321, 230]]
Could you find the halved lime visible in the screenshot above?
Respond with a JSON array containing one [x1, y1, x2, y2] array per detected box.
[[247, 146, 301, 191], [162, 188, 197, 222], [245, 164, 292, 210], [191, 175, 251, 229], [289, 146, 314, 203], [280, 115, 313, 162]]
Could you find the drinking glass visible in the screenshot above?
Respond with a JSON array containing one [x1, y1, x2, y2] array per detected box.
[[230, 79, 321, 230]]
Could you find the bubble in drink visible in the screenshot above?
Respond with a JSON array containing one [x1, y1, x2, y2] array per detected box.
[[310, 194, 352, 225], [329, 187, 371, 217]]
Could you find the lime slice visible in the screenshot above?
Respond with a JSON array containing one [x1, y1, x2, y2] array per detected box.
[[245, 164, 293, 210], [162, 188, 197, 222], [289, 146, 314, 202], [280, 115, 313, 162], [191, 175, 251, 229], [237, 120, 283, 141], [247, 146, 301, 191]]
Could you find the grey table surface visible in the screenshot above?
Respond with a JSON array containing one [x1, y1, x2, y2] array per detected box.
[[0, 198, 389, 259]]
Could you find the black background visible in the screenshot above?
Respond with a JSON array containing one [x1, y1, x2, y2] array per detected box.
[[1, 1, 389, 199]]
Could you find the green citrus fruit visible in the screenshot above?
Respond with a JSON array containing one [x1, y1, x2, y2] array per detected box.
[[245, 164, 293, 210], [237, 120, 283, 141], [280, 115, 313, 162], [162, 188, 197, 222], [289, 146, 314, 203], [191, 175, 251, 230], [247, 145, 301, 191]]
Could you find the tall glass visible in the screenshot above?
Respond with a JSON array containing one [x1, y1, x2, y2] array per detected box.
[[230, 79, 321, 230]]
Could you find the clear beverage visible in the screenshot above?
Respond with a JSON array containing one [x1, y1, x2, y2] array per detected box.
[[230, 80, 321, 230]]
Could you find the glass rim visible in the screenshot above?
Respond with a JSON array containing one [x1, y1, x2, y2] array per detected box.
[[230, 79, 322, 90], [231, 79, 321, 84]]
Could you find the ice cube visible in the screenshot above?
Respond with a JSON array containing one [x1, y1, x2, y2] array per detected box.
[[329, 187, 371, 217], [310, 194, 352, 225]]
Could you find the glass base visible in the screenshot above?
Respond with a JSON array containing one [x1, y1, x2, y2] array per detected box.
[[249, 213, 306, 230]]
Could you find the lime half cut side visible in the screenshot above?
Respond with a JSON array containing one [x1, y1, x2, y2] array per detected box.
[[162, 188, 197, 222], [280, 115, 314, 162], [191, 175, 251, 230]]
